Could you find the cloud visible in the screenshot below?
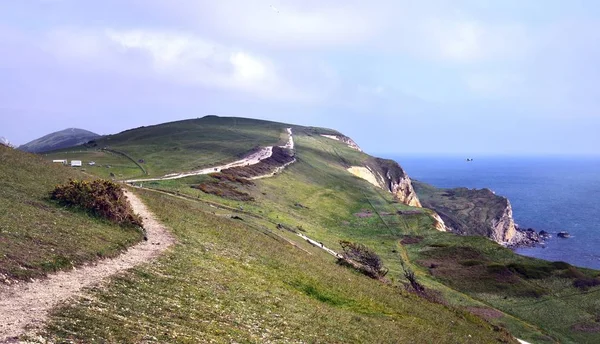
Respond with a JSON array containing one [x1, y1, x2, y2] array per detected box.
[[42, 28, 317, 101], [146, 0, 377, 49]]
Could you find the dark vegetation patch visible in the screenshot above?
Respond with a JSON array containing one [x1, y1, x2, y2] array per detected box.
[[419, 243, 598, 299], [290, 280, 350, 307], [338, 241, 388, 279], [418, 246, 553, 297], [354, 210, 373, 218], [400, 235, 424, 245], [192, 183, 254, 201], [221, 146, 295, 179], [460, 259, 485, 267], [294, 202, 309, 209], [209, 172, 255, 186], [191, 173, 255, 201], [571, 322, 600, 333], [466, 307, 504, 320], [397, 210, 423, 215], [573, 277, 600, 290], [50, 179, 142, 228]]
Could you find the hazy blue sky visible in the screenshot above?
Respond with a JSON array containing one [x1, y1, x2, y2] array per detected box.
[[1, 0, 600, 155]]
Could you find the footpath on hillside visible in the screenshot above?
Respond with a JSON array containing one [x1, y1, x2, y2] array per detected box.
[[125, 128, 295, 183], [0, 191, 174, 343]]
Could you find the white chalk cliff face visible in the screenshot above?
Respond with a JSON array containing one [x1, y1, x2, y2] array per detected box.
[[430, 212, 449, 232], [388, 172, 422, 208], [490, 200, 517, 243], [346, 161, 422, 207]]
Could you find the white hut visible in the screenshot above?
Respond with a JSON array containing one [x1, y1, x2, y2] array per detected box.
[[70, 160, 82, 167]]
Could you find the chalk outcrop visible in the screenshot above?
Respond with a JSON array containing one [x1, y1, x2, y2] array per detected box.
[[489, 199, 517, 243], [430, 212, 450, 232], [347, 158, 422, 208]]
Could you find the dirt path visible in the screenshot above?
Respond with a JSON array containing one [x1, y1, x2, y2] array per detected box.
[[0, 191, 175, 343], [125, 127, 295, 183]]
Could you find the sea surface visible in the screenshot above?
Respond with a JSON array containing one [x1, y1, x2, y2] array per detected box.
[[390, 155, 600, 270]]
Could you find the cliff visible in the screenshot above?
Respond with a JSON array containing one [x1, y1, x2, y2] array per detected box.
[[413, 181, 518, 244], [347, 158, 422, 208]]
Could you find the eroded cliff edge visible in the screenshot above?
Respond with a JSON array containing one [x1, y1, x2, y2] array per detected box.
[[348, 158, 422, 207]]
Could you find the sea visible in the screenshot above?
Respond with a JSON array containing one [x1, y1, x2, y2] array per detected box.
[[390, 155, 600, 270]]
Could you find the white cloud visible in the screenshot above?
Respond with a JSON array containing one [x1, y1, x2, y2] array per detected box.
[[145, 0, 379, 49], [43, 28, 317, 101]]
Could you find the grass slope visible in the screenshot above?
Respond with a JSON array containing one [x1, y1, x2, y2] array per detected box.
[[35, 117, 600, 342], [0, 146, 142, 282], [42, 189, 512, 343], [45, 116, 291, 178], [138, 128, 599, 343]]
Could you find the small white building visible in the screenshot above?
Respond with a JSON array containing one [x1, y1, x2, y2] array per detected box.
[[88, 161, 96, 166], [70, 160, 82, 167], [52, 159, 67, 165]]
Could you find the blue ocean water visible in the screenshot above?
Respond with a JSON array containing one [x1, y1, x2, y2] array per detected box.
[[390, 155, 600, 270]]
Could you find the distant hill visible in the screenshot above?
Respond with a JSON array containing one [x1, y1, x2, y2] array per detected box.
[[18, 128, 100, 153]]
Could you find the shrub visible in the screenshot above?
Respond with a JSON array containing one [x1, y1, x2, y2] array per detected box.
[[192, 182, 254, 201], [486, 263, 510, 275], [401, 261, 425, 293], [574, 277, 600, 291], [51, 179, 142, 228], [460, 259, 484, 267], [507, 263, 553, 279], [338, 241, 388, 279], [551, 261, 571, 270]]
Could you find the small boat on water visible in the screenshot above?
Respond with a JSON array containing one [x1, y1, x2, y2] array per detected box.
[[557, 231, 571, 238]]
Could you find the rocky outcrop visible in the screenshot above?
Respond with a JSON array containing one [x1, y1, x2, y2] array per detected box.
[[413, 182, 522, 245], [347, 158, 422, 208], [430, 212, 449, 232], [489, 199, 517, 243], [368, 158, 422, 207]]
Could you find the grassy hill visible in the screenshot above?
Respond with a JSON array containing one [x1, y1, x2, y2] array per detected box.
[[15, 117, 600, 342], [19, 128, 99, 153], [0, 145, 142, 281], [45, 116, 294, 179]]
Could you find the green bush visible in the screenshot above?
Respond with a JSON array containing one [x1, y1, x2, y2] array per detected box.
[[51, 179, 142, 228], [507, 263, 553, 279], [460, 259, 484, 267], [573, 277, 600, 290]]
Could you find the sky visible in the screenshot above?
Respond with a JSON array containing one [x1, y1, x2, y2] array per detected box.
[[1, 0, 600, 155]]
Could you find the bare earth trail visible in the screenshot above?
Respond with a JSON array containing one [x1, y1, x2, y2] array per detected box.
[[0, 191, 175, 343], [125, 127, 294, 183]]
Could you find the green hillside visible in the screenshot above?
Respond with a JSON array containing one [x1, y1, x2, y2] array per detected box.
[[45, 116, 295, 179], [0, 145, 142, 281], [16, 117, 600, 342]]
